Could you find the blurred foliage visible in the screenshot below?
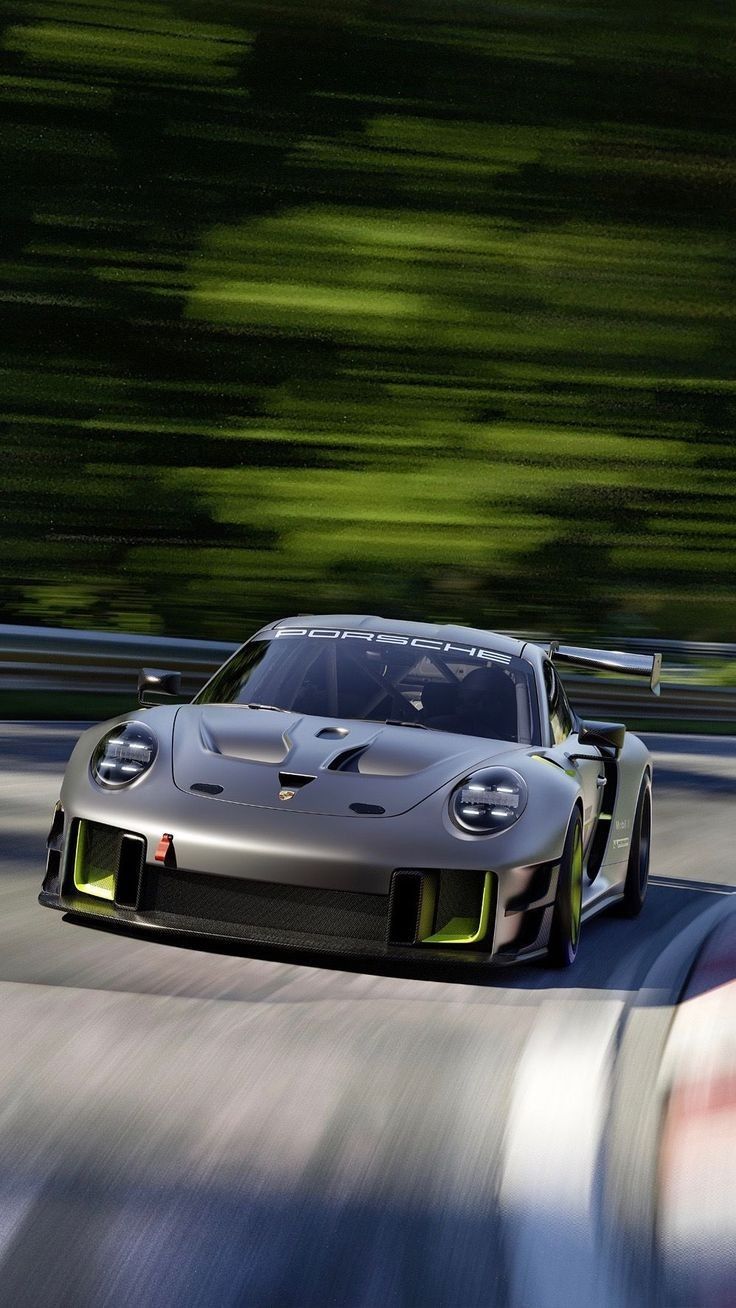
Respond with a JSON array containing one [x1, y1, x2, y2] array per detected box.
[[666, 660, 736, 687], [1, 0, 735, 641]]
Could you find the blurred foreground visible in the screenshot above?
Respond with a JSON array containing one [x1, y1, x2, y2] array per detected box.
[[0, 723, 734, 1306]]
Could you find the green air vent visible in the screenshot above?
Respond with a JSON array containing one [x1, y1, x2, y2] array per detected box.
[[72, 820, 145, 907], [424, 871, 494, 945]]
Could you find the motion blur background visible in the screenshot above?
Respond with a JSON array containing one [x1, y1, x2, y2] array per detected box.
[[2, 8, 736, 1307], [3, 0, 735, 644]]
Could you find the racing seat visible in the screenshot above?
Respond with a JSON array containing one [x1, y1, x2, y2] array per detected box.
[[429, 667, 519, 741], [421, 680, 459, 724], [470, 668, 519, 741]]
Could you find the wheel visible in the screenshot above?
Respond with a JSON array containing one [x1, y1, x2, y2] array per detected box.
[[620, 775, 652, 917], [548, 809, 584, 968]]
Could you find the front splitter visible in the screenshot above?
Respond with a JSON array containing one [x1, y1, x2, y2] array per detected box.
[[38, 889, 545, 969]]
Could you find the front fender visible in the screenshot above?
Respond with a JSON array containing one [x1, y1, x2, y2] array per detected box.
[[59, 706, 179, 812], [432, 750, 583, 874]]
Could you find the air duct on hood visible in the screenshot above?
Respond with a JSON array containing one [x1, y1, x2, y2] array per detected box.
[[328, 747, 367, 773], [278, 772, 315, 789]]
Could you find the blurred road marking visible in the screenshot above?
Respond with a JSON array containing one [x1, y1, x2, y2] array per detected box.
[[651, 878, 736, 895], [499, 999, 626, 1308]]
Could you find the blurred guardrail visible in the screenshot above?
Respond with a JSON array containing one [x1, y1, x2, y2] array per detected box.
[[0, 625, 235, 704], [0, 624, 734, 727]]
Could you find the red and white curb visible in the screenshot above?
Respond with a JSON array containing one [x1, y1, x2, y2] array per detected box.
[[657, 906, 736, 1306]]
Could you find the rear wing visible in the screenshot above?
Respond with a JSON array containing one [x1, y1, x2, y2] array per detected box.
[[548, 643, 662, 695]]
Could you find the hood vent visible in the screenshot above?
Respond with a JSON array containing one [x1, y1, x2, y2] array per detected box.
[[328, 747, 367, 773], [278, 771, 315, 789]]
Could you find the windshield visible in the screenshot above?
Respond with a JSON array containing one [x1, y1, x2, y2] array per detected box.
[[196, 628, 541, 744]]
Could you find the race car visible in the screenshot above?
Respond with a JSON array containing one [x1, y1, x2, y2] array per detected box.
[[40, 615, 660, 968]]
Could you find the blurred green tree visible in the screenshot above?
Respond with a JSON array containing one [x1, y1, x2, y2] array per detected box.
[[1, 0, 734, 639]]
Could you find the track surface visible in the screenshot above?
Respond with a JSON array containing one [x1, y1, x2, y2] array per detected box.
[[1, 724, 734, 1307]]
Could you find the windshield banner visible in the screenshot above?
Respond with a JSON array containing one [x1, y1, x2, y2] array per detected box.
[[274, 627, 512, 664]]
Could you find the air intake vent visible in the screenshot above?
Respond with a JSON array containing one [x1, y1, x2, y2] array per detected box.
[[115, 833, 146, 909], [388, 870, 438, 944], [278, 771, 315, 789], [71, 820, 146, 908], [328, 747, 366, 772], [143, 869, 388, 943]]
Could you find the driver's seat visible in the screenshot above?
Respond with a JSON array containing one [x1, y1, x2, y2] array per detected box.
[[421, 681, 459, 723]]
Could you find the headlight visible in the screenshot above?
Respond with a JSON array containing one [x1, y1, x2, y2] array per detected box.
[[91, 722, 158, 789], [450, 766, 528, 834]]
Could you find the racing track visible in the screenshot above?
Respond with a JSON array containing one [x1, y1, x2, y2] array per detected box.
[[0, 724, 734, 1307]]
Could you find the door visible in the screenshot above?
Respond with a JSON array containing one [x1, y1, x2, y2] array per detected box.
[[544, 660, 605, 854]]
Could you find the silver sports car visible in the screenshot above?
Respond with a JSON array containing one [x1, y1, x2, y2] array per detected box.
[[40, 615, 660, 967]]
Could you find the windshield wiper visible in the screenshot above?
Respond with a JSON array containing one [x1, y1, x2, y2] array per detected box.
[[243, 702, 289, 713], [384, 718, 428, 729]]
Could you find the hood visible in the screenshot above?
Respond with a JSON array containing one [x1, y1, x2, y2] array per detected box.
[[171, 705, 525, 817]]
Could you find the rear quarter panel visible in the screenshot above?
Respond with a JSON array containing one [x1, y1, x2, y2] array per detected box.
[[600, 730, 651, 878]]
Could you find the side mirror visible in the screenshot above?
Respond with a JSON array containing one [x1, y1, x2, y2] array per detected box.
[[138, 667, 182, 705], [578, 719, 626, 754]]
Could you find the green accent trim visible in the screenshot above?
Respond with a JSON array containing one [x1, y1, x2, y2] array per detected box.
[[424, 871, 494, 945], [426, 916, 477, 942], [73, 819, 115, 901], [570, 824, 583, 946], [530, 753, 576, 777], [72, 819, 85, 891]]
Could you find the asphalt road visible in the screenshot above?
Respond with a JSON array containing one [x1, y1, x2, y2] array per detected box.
[[0, 724, 734, 1307]]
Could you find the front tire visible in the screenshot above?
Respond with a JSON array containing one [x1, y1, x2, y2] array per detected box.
[[620, 776, 652, 917], [548, 810, 584, 968]]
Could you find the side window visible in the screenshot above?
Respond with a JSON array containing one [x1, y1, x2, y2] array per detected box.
[[544, 661, 573, 744], [558, 681, 576, 738]]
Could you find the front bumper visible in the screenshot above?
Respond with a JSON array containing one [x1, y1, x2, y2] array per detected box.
[[41, 810, 559, 965]]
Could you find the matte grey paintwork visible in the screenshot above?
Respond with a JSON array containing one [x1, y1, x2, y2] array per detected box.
[[42, 614, 653, 962], [171, 707, 529, 817]]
